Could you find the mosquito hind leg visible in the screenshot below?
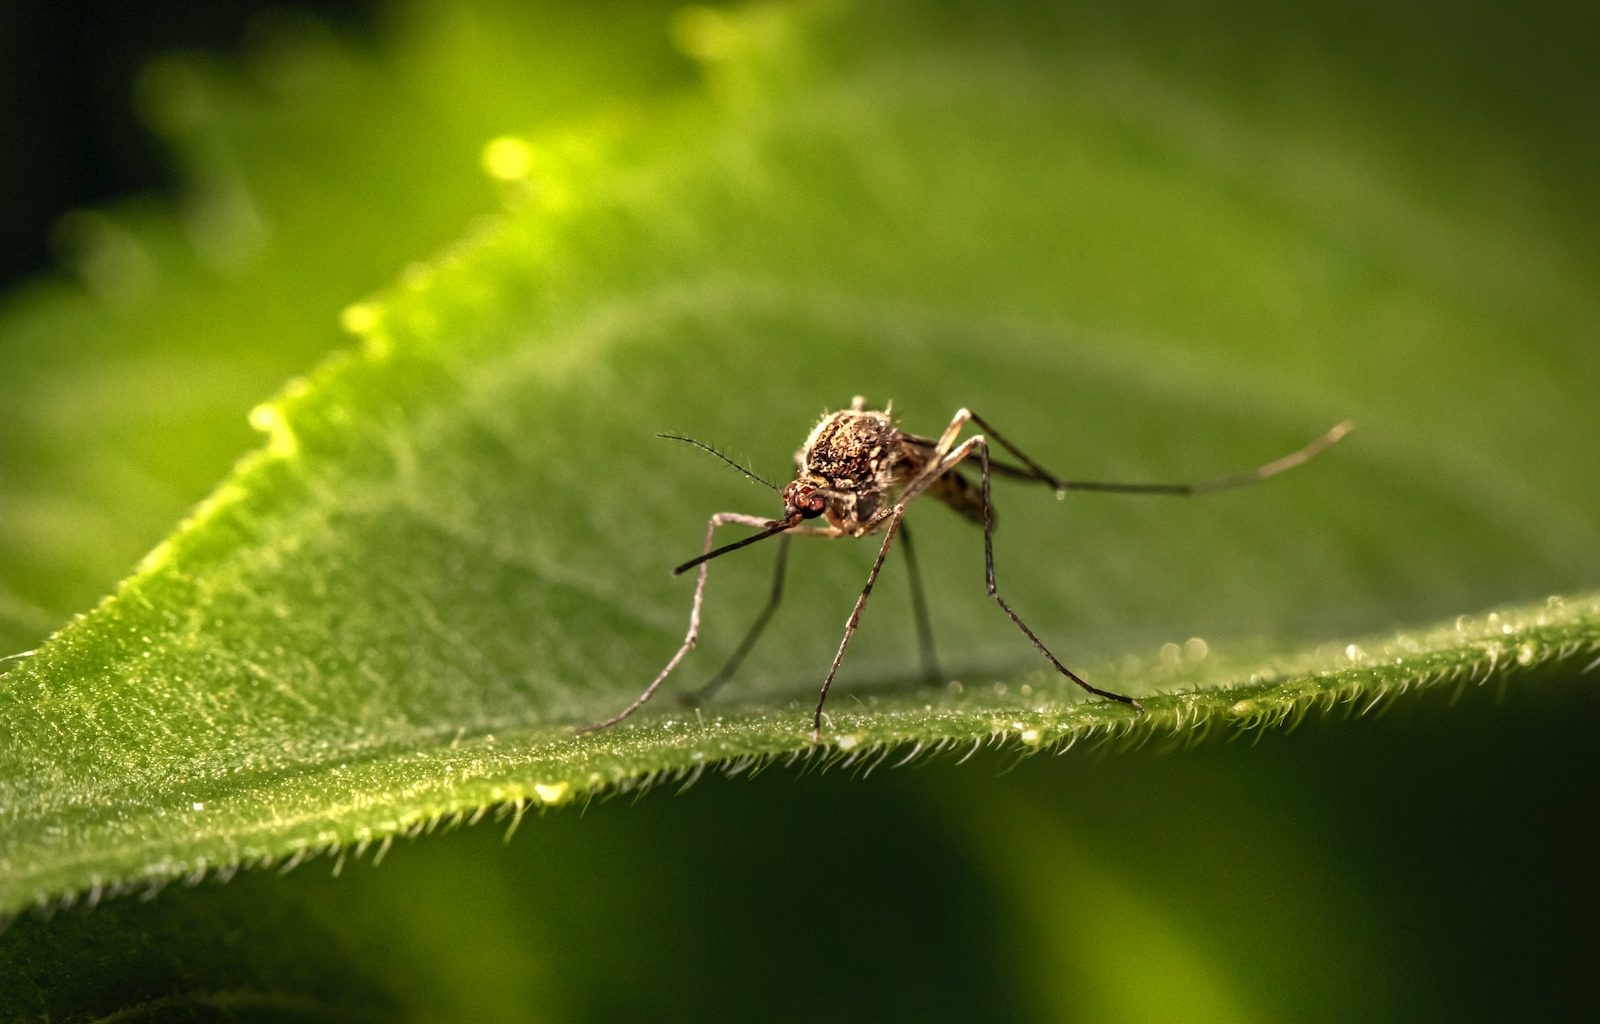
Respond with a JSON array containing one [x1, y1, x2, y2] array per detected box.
[[968, 412, 1353, 497], [973, 436, 1143, 710], [898, 521, 943, 685], [907, 433, 1143, 712]]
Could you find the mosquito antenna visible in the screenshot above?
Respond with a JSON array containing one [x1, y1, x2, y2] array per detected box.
[[657, 433, 780, 493], [674, 519, 796, 575]]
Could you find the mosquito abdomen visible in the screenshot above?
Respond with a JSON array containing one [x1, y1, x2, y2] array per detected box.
[[927, 469, 986, 526]]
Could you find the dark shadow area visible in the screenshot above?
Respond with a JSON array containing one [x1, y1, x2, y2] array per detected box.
[[0, 1, 379, 290]]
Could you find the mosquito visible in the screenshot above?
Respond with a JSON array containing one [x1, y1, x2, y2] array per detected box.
[[581, 397, 1352, 744]]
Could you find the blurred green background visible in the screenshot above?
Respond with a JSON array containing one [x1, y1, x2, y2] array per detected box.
[[2, 1, 1596, 1021]]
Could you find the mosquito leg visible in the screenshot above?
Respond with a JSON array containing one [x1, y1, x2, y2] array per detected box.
[[969, 412, 1353, 496], [898, 521, 943, 685], [578, 511, 772, 734], [959, 412, 1063, 488], [812, 505, 906, 743], [928, 408, 973, 457], [974, 437, 1144, 710], [909, 434, 1144, 711], [899, 409, 1348, 715], [687, 533, 792, 706]]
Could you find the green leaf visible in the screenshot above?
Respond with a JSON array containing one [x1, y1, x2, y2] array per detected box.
[[0, 2, 697, 655], [3, 0, 1598, 946]]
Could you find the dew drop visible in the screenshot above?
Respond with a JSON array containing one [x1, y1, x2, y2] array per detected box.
[[533, 781, 571, 805]]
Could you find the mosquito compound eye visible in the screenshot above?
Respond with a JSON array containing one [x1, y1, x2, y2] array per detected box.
[[803, 495, 827, 519]]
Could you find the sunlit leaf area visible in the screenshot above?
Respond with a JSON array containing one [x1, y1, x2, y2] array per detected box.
[[2, 1, 1596, 1020]]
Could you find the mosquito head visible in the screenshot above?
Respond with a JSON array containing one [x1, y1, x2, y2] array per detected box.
[[666, 475, 822, 575], [782, 478, 828, 521]]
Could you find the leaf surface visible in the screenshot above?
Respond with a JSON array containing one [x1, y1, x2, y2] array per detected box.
[[3, 0, 1598, 916]]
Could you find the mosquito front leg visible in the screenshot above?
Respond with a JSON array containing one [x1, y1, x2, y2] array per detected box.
[[812, 504, 907, 743], [688, 534, 792, 706], [578, 511, 773, 734]]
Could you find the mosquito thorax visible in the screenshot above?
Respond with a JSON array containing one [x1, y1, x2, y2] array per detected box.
[[800, 408, 911, 489]]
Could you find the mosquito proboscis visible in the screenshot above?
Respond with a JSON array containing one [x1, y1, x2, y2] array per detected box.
[[580, 397, 1352, 744]]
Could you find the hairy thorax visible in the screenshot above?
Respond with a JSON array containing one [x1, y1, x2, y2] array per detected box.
[[794, 406, 923, 534]]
